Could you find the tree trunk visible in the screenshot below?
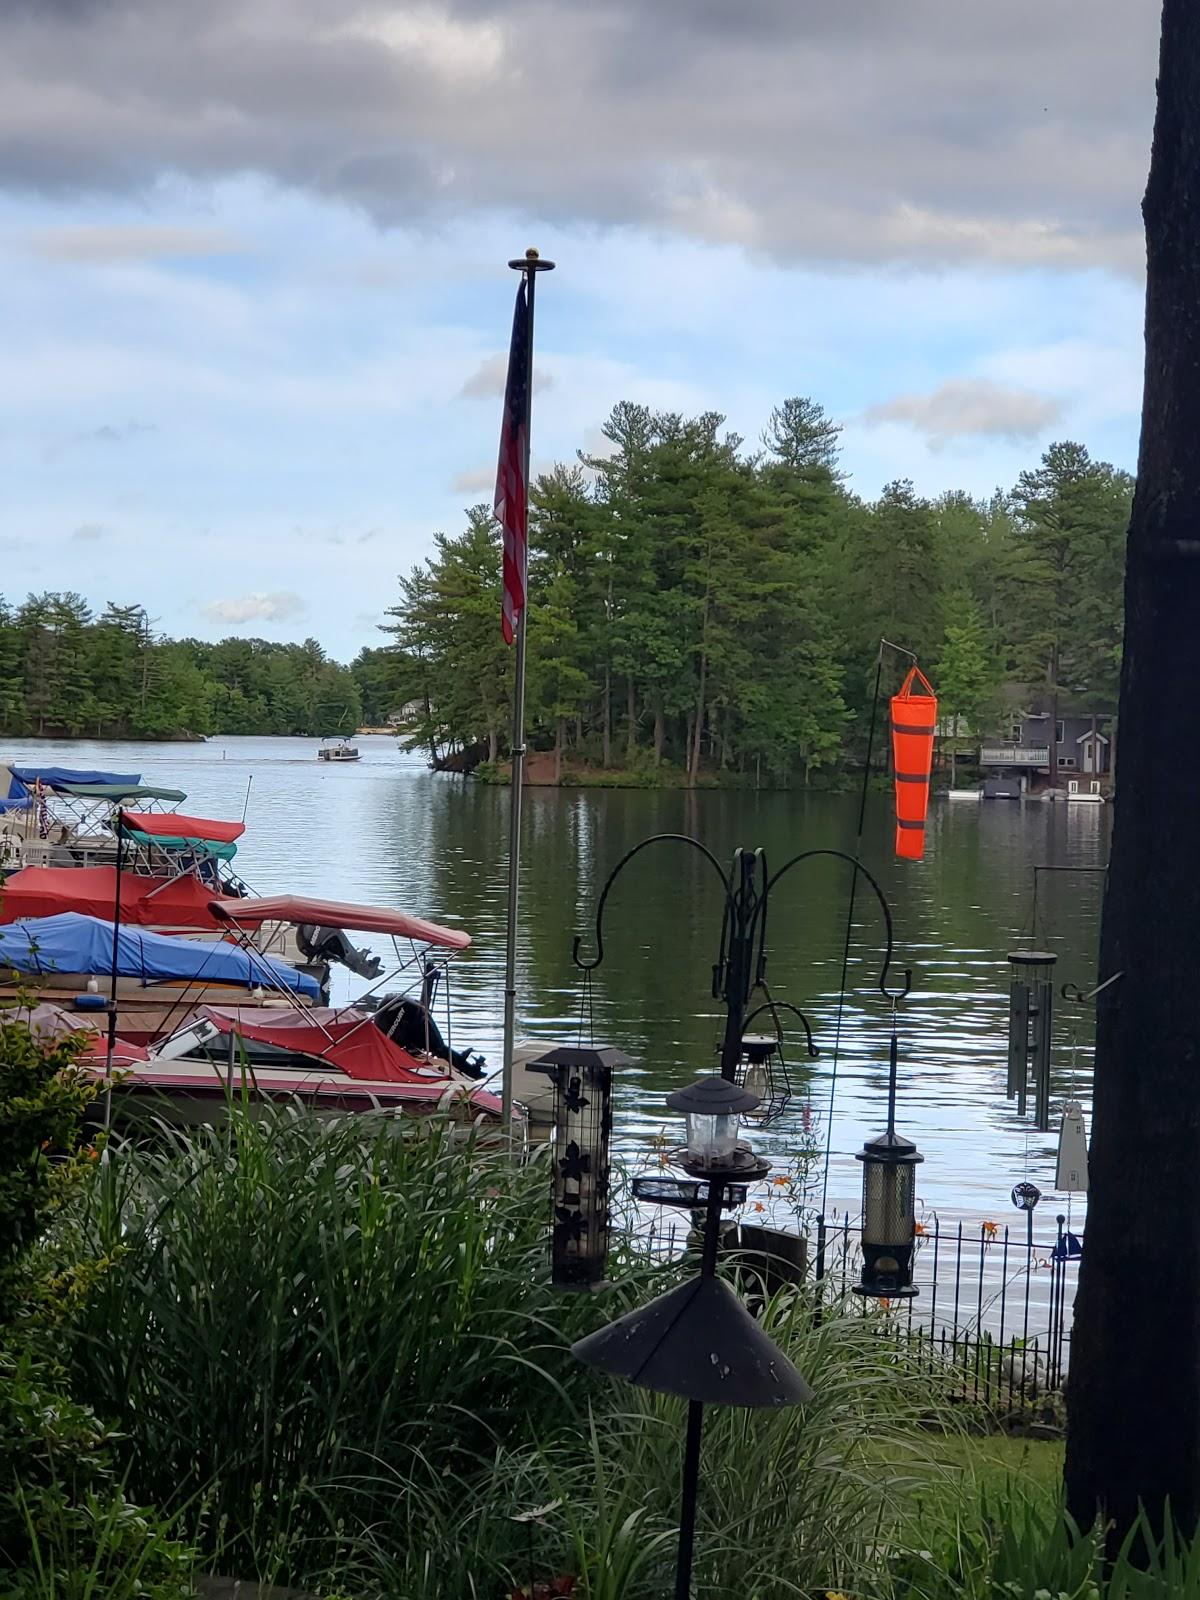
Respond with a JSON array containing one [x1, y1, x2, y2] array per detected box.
[[488, 728, 498, 763], [626, 676, 636, 762], [689, 652, 707, 788], [554, 718, 564, 784], [1048, 643, 1060, 793], [602, 664, 611, 767], [1066, 0, 1200, 1547], [653, 702, 664, 765]]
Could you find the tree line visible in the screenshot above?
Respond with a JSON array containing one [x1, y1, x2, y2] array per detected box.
[[0, 595, 368, 739], [383, 398, 1134, 784]]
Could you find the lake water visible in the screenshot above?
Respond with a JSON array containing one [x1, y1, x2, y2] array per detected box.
[[4, 734, 1109, 1225]]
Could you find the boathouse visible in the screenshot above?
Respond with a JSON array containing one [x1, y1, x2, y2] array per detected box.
[[979, 709, 1114, 794]]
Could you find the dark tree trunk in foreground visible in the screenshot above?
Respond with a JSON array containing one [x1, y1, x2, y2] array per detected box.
[[1066, 0, 1200, 1544]]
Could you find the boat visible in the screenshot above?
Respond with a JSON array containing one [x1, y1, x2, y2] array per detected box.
[[0, 911, 321, 1043], [96, 1003, 516, 1135], [318, 737, 360, 762], [0, 767, 187, 871]]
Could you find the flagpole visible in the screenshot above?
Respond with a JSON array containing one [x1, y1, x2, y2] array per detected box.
[[502, 247, 554, 1138]]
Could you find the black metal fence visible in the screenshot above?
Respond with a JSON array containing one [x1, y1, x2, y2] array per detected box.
[[813, 1209, 1083, 1405]]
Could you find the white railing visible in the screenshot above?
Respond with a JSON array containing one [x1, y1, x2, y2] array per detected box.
[[979, 745, 1049, 767]]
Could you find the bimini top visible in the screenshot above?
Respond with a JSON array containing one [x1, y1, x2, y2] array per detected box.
[[209, 895, 471, 949], [0, 913, 319, 997], [1, 766, 142, 814], [56, 782, 187, 803], [11, 765, 141, 789], [196, 1007, 502, 1112], [118, 810, 246, 860], [0, 867, 231, 931]]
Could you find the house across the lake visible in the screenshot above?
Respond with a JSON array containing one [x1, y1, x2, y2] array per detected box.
[[978, 709, 1113, 796]]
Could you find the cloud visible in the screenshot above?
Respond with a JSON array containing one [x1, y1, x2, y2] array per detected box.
[[201, 591, 306, 624], [861, 378, 1063, 448], [27, 223, 242, 262], [73, 419, 156, 445], [450, 464, 496, 493], [71, 522, 107, 540], [459, 352, 555, 399], [0, 0, 1156, 273]]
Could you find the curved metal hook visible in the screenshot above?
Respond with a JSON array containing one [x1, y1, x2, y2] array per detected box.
[[743, 998, 820, 1059], [762, 848, 912, 1002], [572, 832, 730, 973]]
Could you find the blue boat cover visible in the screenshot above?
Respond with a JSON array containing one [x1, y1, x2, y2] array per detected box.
[[0, 913, 319, 997], [10, 766, 141, 789], [3, 766, 143, 815]]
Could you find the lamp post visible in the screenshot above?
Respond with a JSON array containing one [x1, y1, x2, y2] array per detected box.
[[574, 1071, 810, 1600], [547, 832, 916, 1596]]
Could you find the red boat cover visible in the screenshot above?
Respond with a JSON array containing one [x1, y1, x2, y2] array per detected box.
[[0, 866, 231, 929], [199, 1005, 445, 1083], [122, 811, 245, 845], [209, 896, 471, 949]]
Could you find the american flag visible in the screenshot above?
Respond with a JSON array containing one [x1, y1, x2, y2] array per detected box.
[[494, 278, 530, 645]]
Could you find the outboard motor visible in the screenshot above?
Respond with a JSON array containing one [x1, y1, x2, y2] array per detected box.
[[295, 923, 384, 981], [372, 995, 486, 1080]]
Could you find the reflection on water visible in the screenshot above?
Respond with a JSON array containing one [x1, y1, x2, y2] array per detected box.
[[4, 735, 1108, 1221]]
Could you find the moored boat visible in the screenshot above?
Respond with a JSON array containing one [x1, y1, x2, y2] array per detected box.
[[98, 1003, 515, 1136]]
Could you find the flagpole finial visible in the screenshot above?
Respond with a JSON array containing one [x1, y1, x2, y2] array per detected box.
[[508, 249, 556, 272]]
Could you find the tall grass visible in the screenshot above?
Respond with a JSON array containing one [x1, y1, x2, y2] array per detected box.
[[60, 1106, 968, 1596]]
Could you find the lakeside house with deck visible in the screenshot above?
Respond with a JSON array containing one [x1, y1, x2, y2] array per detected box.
[[979, 709, 1113, 797]]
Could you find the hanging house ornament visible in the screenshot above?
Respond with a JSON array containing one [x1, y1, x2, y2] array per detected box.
[[1055, 1100, 1089, 1193], [529, 1044, 631, 1290]]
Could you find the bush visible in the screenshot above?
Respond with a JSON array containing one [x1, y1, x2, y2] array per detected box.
[[0, 1005, 196, 1599]]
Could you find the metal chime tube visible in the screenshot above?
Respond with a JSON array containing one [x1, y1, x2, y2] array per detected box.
[[1007, 952, 1056, 1127]]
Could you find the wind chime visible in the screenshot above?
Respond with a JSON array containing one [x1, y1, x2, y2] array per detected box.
[[1006, 949, 1057, 1130]]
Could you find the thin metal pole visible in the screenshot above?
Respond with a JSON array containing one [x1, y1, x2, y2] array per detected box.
[[501, 254, 550, 1135], [675, 1399, 705, 1600], [103, 810, 127, 1126], [675, 1176, 723, 1599]]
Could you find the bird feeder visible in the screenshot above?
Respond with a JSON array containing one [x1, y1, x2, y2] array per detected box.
[[854, 1025, 923, 1299], [529, 1044, 631, 1291], [1007, 951, 1056, 1129], [665, 1074, 761, 1175]]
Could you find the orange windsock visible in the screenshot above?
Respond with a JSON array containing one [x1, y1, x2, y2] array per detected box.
[[890, 664, 937, 861]]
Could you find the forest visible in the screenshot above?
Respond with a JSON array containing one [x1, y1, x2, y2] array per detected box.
[[0, 397, 1132, 779], [0, 598, 365, 740], [383, 398, 1133, 784]]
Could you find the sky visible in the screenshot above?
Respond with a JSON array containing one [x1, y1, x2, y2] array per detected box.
[[0, 0, 1159, 662]]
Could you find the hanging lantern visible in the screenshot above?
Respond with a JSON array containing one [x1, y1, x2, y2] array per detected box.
[[737, 1034, 780, 1122], [1007, 951, 1056, 1128], [890, 664, 938, 862], [665, 1075, 761, 1175], [529, 1045, 631, 1290]]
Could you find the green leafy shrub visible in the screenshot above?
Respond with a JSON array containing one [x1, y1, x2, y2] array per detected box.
[[0, 1005, 196, 1598]]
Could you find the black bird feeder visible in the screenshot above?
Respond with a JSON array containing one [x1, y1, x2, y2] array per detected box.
[[530, 1044, 631, 1290], [854, 1014, 923, 1299]]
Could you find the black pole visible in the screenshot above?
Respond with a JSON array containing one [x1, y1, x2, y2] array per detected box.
[[674, 1175, 725, 1598]]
